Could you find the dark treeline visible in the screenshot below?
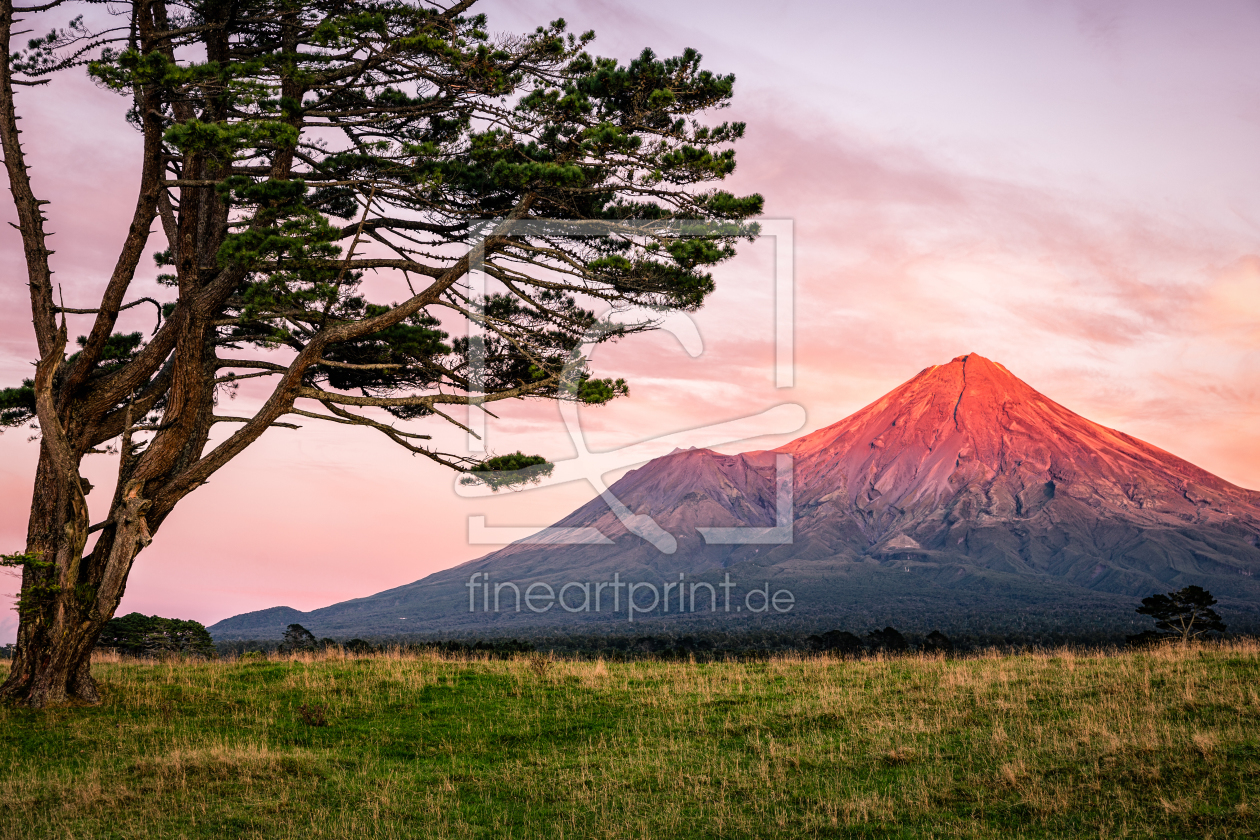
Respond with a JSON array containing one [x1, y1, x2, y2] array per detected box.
[[209, 625, 1214, 661], [5, 584, 1236, 663], [5, 629, 1241, 664], [206, 585, 1243, 660]]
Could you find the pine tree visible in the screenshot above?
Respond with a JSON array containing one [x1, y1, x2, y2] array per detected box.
[[921, 630, 952, 655], [1136, 586, 1227, 642], [0, 0, 761, 706], [97, 612, 215, 657], [279, 623, 318, 653], [866, 627, 908, 652], [807, 630, 864, 655]]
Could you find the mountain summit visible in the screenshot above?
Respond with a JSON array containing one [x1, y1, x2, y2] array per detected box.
[[779, 354, 1260, 571], [211, 355, 1260, 640]]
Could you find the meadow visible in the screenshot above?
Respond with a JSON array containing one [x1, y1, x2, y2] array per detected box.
[[1, 641, 1257, 839]]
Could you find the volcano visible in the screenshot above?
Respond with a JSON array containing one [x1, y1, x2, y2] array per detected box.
[[211, 355, 1260, 640]]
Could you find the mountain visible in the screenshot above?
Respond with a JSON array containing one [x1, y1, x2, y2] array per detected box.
[[210, 354, 1260, 641]]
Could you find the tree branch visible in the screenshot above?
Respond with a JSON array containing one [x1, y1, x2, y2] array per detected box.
[[314, 358, 403, 370], [61, 4, 166, 400], [0, 0, 58, 357], [213, 415, 300, 429], [56, 297, 164, 334], [288, 404, 430, 439]]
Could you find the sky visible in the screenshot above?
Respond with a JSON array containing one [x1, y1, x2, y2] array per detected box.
[[2, 0, 1260, 642]]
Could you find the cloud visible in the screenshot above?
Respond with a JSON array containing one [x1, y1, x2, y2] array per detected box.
[[1198, 256, 1260, 346]]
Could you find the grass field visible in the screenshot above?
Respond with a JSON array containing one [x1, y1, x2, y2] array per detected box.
[[1, 641, 1258, 839]]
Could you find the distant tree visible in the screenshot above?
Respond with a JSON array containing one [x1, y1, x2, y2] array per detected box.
[[279, 624, 318, 653], [1136, 586, 1226, 642], [97, 613, 214, 657], [344, 639, 375, 655], [921, 630, 953, 655], [807, 630, 865, 655], [867, 627, 908, 652], [0, 0, 761, 707], [1124, 630, 1166, 649]]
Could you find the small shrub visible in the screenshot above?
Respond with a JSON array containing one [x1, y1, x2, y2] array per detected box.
[[528, 653, 553, 679]]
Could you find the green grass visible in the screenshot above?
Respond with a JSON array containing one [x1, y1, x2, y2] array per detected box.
[[2, 642, 1258, 838]]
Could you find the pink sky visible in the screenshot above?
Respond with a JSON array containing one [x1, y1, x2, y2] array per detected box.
[[3, 0, 1260, 642]]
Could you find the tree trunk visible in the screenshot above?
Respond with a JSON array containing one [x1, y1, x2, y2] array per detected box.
[[1, 445, 150, 708]]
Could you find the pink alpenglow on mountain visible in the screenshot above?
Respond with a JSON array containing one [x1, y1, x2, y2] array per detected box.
[[211, 355, 1260, 640], [780, 354, 1260, 556]]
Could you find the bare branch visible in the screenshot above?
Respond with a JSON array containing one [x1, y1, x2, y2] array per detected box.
[[296, 376, 553, 409], [56, 296, 164, 334], [213, 415, 300, 429], [321, 184, 376, 326], [314, 358, 403, 370], [12, 1, 68, 11], [60, 5, 166, 399], [215, 359, 288, 372], [213, 370, 280, 383], [287, 405, 430, 439], [0, 0, 58, 355]]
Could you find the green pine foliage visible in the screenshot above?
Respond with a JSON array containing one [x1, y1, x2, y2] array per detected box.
[[462, 451, 555, 491], [1136, 585, 1228, 641], [279, 624, 319, 653], [97, 613, 215, 657], [4, 0, 762, 472], [0, 380, 35, 427]]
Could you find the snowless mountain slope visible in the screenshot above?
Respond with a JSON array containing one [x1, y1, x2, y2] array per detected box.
[[211, 355, 1260, 640]]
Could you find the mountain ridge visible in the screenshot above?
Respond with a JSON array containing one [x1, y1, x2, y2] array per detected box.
[[210, 354, 1260, 640]]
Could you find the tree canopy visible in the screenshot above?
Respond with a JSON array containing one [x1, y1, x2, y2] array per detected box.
[[97, 612, 215, 656], [279, 623, 318, 653], [1136, 586, 1226, 642], [0, 0, 761, 707]]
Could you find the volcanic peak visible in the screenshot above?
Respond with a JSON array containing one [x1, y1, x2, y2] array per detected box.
[[776, 354, 1260, 533], [476, 353, 1260, 580], [209, 353, 1260, 641]]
